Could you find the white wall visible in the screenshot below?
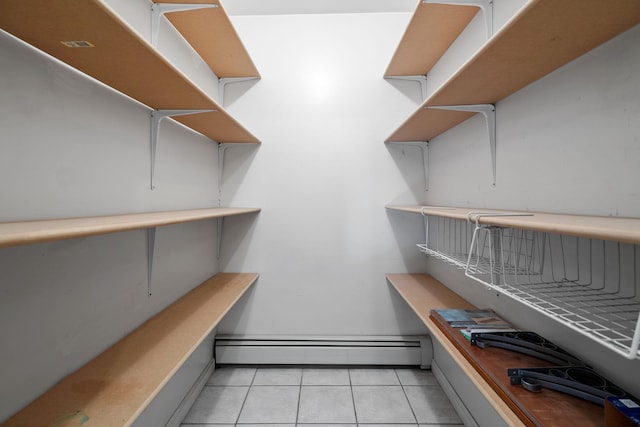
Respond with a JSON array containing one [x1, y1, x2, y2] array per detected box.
[[216, 11, 429, 337], [0, 2, 225, 420]]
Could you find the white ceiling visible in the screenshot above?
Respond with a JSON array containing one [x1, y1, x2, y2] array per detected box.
[[222, 0, 417, 15]]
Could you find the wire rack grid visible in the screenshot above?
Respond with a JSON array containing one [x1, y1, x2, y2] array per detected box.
[[418, 213, 640, 360]]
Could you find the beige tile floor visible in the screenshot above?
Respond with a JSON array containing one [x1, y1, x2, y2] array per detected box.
[[180, 367, 463, 426]]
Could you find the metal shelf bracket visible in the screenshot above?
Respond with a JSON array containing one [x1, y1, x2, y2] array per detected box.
[[216, 217, 224, 260], [217, 142, 259, 205], [147, 227, 156, 296], [387, 141, 429, 191], [151, 109, 214, 190], [423, 0, 493, 38], [151, 3, 218, 46], [427, 104, 496, 185], [384, 76, 428, 101], [219, 77, 261, 107]]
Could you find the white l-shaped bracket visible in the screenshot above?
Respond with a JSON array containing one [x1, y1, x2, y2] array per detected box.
[[218, 142, 259, 205], [151, 109, 215, 190], [151, 3, 218, 47], [217, 142, 259, 260], [147, 227, 156, 296], [383, 76, 428, 102], [427, 104, 496, 185], [387, 141, 429, 191], [219, 77, 261, 107], [423, 0, 493, 39]]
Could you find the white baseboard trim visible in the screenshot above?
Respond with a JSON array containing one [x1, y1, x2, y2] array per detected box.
[[215, 335, 432, 367], [432, 360, 478, 427], [165, 359, 215, 427]]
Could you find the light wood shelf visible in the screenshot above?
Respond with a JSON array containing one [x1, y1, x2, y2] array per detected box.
[[0, 207, 260, 248], [386, 205, 640, 244], [384, 2, 479, 77], [386, 0, 640, 142], [386, 273, 526, 427], [155, 0, 260, 79], [2, 272, 258, 427], [0, 0, 259, 143]]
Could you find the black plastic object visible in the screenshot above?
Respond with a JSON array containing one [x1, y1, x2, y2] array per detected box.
[[508, 366, 630, 406], [471, 331, 584, 366]]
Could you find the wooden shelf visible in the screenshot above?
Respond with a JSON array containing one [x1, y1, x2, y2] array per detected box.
[[384, 2, 479, 77], [386, 273, 526, 427], [155, 0, 260, 79], [2, 272, 258, 427], [387, 273, 607, 427], [387, 205, 640, 245], [0, 207, 260, 248], [386, 0, 640, 142], [0, 0, 259, 143]]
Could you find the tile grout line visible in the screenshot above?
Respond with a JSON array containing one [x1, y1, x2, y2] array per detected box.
[[395, 368, 420, 425], [348, 368, 359, 425], [295, 368, 303, 425], [233, 367, 257, 426]]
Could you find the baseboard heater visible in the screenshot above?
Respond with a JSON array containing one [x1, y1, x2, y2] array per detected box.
[[214, 335, 432, 367]]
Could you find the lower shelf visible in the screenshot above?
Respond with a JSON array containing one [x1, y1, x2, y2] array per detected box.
[[386, 273, 525, 426], [2, 272, 258, 427], [386, 273, 607, 427]]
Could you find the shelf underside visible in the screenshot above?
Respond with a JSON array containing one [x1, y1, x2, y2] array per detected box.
[[155, 0, 260, 78], [3, 273, 258, 427], [0, 0, 259, 143], [384, 3, 479, 77], [387, 205, 640, 245], [0, 207, 261, 248], [387, 0, 640, 142]]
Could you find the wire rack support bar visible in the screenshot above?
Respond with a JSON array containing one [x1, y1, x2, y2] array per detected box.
[[151, 3, 218, 47], [151, 109, 214, 190], [466, 211, 534, 226], [428, 104, 496, 184], [423, 0, 493, 38]]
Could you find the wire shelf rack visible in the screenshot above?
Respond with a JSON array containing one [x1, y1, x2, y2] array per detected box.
[[418, 212, 640, 360]]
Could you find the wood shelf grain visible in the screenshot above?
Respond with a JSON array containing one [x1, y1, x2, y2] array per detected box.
[[384, 2, 479, 77], [2, 272, 258, 427], [0, 207, 260, 248], [386, 0, 640, 142], [0, 0, 260, 143], [155, 0, 260, 78], [386, 205, 640, 244]]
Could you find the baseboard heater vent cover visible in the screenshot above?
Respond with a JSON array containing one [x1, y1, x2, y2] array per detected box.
[[214, 335, 432, 367]]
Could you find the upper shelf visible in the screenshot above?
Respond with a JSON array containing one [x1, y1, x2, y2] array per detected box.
[[0, 207, 260, 248], [386, 205, 640, 245], [386, 0, 640, 142], [0, 0, 259, 143], [154, 0, 260, 79], [384, 2, 479, 77]]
